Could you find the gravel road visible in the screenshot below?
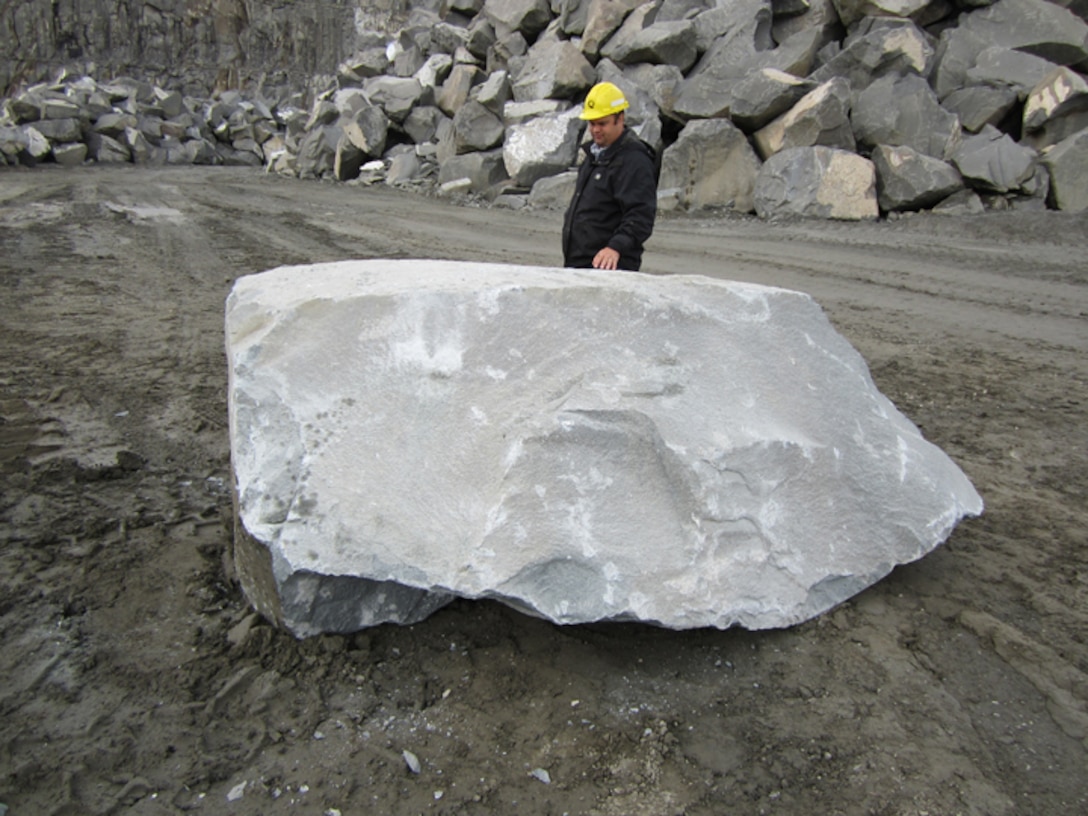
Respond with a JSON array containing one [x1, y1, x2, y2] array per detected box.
[[1, 165, 1086, 815]]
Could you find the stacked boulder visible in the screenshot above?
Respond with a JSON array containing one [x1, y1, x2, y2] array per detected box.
[[4, 0, 1088, 218], [0, 74, 296, 170]]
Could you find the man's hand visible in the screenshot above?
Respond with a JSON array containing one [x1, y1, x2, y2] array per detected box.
[[592, 247, 620, 270]]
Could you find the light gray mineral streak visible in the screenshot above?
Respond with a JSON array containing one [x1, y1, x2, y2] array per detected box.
[[226, 260, 982, 637]]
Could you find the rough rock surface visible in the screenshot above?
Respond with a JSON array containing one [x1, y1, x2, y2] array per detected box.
[[226, 259, 983, 637], [754, 145, 879, 220]]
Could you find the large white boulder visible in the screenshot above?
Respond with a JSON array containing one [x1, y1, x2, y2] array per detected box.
[[226, 260, 982, 637]]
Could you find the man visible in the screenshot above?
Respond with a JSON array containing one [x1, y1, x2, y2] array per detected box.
[[562, 82, 657, 271]]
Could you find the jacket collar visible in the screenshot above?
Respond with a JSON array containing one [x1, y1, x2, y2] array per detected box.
[[583, 127, 634, 162]]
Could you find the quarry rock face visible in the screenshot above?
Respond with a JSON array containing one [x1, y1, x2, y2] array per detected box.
[[226, 260, 983, 638], [5, 0, 1088, 216]]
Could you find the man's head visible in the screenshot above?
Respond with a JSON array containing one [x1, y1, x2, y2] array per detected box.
[[580, 82, 629, 148]]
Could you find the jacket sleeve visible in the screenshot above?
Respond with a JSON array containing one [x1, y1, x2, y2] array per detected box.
[[606, 148, 657, 256]]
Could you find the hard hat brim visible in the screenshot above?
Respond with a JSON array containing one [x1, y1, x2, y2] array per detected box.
[[578, 102, 629, 121]]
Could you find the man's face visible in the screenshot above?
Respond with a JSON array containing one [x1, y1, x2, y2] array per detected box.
[[588, 113, 624, 148]]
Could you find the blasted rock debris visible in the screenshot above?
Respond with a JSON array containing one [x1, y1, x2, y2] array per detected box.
[[3, 0, 1088, 215], [225, 260, 983, 637]]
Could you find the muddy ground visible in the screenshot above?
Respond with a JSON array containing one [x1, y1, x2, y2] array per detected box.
[[0, 165, 1085, 816]]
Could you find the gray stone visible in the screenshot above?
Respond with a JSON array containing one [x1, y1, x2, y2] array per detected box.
[[599, 5, 699, 73], [503, 98, 569, 125], [305, 99, 340, 130], [671, 75, 735, 120], [581, 0, 644, 58], [475, 70, 513, 116], [0, 126, 29, 163], [385, 151, 423, 185], [1021, 67, 1088, 151], [466, 17, 498, 61], [674, 25, 822, 120], [957, 0, 1088, 67], [220, 143, 264, 167], [437, 63, 486, 117], [851, 74, 962, 161], [295, 125, 340, 179], [438, 148, 509, 193], [449, 0, 485, 15], [771, 0, 810, 14], [931, 188, 986, 215], [620, 63, 685, 121], [432, 23, 469, 58], [94, 112, 138, 138], [20, 126, 52, 163], [510, 38, 596, 102], [659, 118, 762, 212], [1041, 127, 1088, 212], [124, 127, 154, 163], [931, 28, 990, 101], [696, 0, 774, 66], [439, 177, 475, 196], [753, 77, 855, 161], [331, 88, 371, 119], [392, 31, 427, 78], [27, 116, 83, 143], [950, 125, 1039, 193], [1024, 67, 1088, 133], [338, 47, 391, 84], [154, 88, 185, 119], [415, 53, 455, 92], [871, 143, 964, 212], [557, 0, 593, 36], [52, 141, 88, 166], [87, 131, 131, 163], [5, 93, 42, 124], [187, 137, 220, 165], [452, 99, 506, 152], [341, 104, 389, 159], [225, 260, 981, 637], [831, 0, 947, 28], [940, 84, 1019, 133], [685, 0, 774, 82], [403, 105, 446, 144], [772, 0, 842, 49], [965, 47, 1060, 98], [527, 170, 578, 208], [933, 0, 1088, 99], [364, 76, 425, 124], [754, 146, 878, 220], [487, 29, 529, 74], [40, 96, 83, 120], [483, 0, 552, 39], [810, 18, 934, 90], [503, 110, 582, 186], [730, 68, 815, 132], [333, 135, 365, 181]]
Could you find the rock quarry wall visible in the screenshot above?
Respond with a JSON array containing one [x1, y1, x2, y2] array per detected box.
[[0, 0, 410, 98], [3, 0, 1088, 218]]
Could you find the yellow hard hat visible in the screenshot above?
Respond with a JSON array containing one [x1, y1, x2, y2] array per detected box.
[[579, 82, 629, 120]]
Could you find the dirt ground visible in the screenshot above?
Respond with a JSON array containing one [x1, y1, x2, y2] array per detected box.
[[1, 165, 1085, 816]]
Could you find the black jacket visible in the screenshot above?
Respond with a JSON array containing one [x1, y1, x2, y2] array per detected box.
[[562, 128, 657, 271]]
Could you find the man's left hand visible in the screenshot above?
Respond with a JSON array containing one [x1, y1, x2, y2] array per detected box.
[[592, 247, 620, 270]]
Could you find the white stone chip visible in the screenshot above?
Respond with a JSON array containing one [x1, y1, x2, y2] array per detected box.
[[226, 260, 982, 636]]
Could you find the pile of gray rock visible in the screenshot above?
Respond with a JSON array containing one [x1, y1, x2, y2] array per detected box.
[[3, 0, 1087, 218], [0, 75, 288, 170]]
